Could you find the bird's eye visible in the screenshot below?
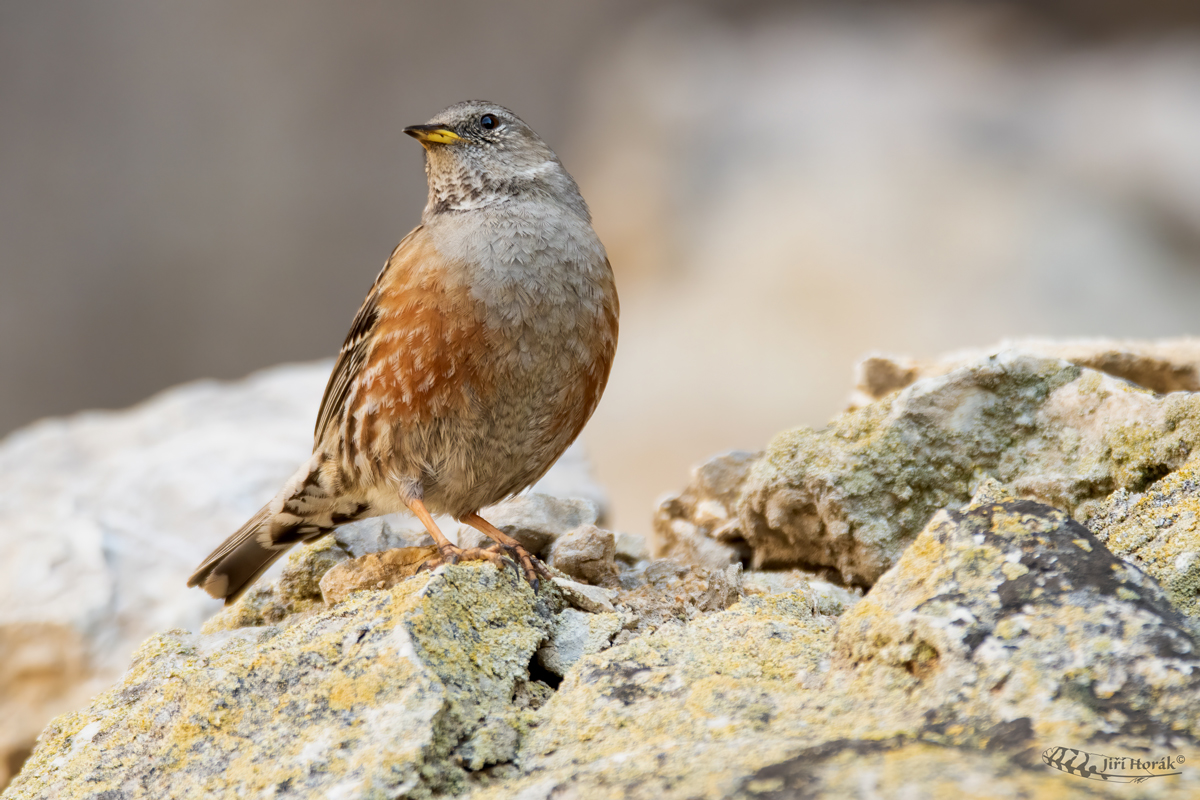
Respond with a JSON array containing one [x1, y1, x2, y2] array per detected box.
[[480, 114, 498, 130]]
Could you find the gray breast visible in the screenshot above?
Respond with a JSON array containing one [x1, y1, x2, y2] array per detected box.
[[431, 201, 608, 354], [418, 202, 611, 514]]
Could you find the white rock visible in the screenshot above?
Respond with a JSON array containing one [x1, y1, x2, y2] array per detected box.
[[537, 608, 622, 676], [552, 577, 618, 614]]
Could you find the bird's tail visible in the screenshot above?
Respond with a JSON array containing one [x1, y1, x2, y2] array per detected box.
[[188, 505, 303, 606]]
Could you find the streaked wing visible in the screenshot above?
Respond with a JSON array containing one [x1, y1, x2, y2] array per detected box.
[[313, 226, 423, 446]]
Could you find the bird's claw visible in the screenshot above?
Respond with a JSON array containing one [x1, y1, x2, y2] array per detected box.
[[499, 542, 549, 589], [417, 540, 546, 591]]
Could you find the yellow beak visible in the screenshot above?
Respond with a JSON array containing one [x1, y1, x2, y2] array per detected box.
[[404, 124, 463, 147]]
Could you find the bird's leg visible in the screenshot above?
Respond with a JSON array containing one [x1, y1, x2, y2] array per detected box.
[[461, 512, 551, 587], [406, 498, 508, 572]]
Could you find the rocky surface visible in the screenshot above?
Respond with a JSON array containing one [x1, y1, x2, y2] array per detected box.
[[827, 496, 1200, 751], [653, 450, 759, 571], [6, 540, 842, 800], [547, 525, 620, 588], [318, 546, 440, 607], [12, 341, 1200, 797], [535, 608, 622, 678], [1089, 458, 1200, 618], [550, 577, 617, 615], [850, 337, 1200, 407], [475, 495, 1200, 799], [0, 361, 606, 789], [741, 568, 861, 609], [739, 350, 1200, 586], [6, 564, 562, 799], [11, 476, 1200, 800], [203, 522, 752, 669], [608, 560, 745, 645]]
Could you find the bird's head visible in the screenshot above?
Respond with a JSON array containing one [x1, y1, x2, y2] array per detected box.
[[404, 100, 587, 220]]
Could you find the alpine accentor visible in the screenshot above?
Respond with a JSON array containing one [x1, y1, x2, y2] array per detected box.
[[189, 101, 618, 604]]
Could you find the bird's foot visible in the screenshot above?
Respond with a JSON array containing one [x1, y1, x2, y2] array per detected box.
[[419, 542, 512, 574], [419, 542, 546, 589], [456, 512, 552, 590], [493, 541, 550, 590]]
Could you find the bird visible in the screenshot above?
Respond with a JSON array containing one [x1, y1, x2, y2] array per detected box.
[[188, 100, 619, 605]]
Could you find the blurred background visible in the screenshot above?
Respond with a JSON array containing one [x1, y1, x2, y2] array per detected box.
[[3, 0, 1200, 539]]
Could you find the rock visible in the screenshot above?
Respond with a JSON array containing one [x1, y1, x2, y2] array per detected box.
[[458, 494, 602, 558], [742, 350, 1200, 586], [203, 536, 356, 633], [483, 589, 841, 800], [653, 450, 760, 571], [333, 513, 438, 555], [18, 491, 1200, 798], [0, 362, 321, 788], [824, 496, 1200, 755], [850, 337, 1200, 408], [657, 520, 739, 573], [611, 560, 744, 644], [319, 546, 440, 607], [536, 608, 623, 677], [546, 525, 620, 587], [722, 741, 1155, 798], [741, 569, 861, 616], [552, 577, 617, 614], [0, 360, 607, 786], [472, 496, 1200, 799], [1088, 457, 1200, 617], [4, 564, 560, 799], [613, 531, 648, 564]]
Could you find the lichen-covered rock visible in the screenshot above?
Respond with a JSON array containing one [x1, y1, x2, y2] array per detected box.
[[552, 577, 617, 614], [1088, 457, 1200, 617], [4, 564, 558, 800], [476, 589, 842, 800], [849, 337, 1200, 407], [0, 360, 607, 787], [547, 525, 620, 588], [826, 496, 1200, 753], [17, 493, 1197, 800], [724, 740, 1162, 799], [653, 450, 760, 570], [319, 546, 440, 606], [611, 560, 744, 644], [201, 535, 351, 633], [536, 608, 623, 677], [458, 494, 602, 558], [741, 568, 861, 613], [471, 496, 1200, 800], [742, 350, 1200, 585]]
